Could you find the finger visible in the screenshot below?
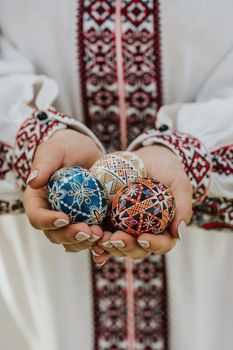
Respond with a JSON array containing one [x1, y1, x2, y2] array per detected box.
[[88, 225, 104, 243], [98, 231, 124, 257], [137, 231, 177, 254], [169, 175, 193, 240], [110, 231, 150, 260], [92, 252, 110, 267], [27, 139, 65, 188], [91, 245, 105, 257], [24, 186, 69, 230], [64, 244, 85, 253], [44, 223, 93, 245]]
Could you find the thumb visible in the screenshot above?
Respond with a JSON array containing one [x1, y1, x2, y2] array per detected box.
[[168, 176, 193, 240], [27, 139, 64, 189]]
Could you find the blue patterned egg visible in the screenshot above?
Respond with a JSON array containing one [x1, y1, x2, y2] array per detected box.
[[47, 166, 109, 225]]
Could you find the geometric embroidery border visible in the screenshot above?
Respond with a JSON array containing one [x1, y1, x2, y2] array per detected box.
[[77, 0, 167, 348]]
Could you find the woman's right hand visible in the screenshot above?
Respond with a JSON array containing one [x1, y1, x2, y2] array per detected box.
[[23, 128, 105, 253]]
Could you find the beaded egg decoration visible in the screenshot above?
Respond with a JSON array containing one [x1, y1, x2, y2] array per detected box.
[[111, 178, 175, 236], [90, 151, 146, 201], [48, 166, 109, 225]]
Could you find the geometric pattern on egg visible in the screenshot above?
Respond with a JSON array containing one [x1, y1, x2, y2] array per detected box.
[[90, 151, 146, 202], [111, 178, 175, 237], [114, 151, 147, 178]]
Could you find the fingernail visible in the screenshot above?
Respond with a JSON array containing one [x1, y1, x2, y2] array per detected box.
[[75, 232, 91, 241], [111, 240, 126, 248], [102, 241, 114, 249], [178, 220, 186, 241], [54, 219, 69, 228], [96, 261, 106, 267], [27, 170, 39, 184], [91, 249, 101, 257], [88, 235, 100, 243], [137, 240, 150, 249]]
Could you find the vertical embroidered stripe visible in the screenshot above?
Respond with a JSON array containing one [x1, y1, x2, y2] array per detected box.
[[76, 0, 167, 349], [115, 0, 128, 150], [92, 257, 128, 350], [133, 255, 168, 350], [122, 0, 163, 144], [125, 258, 136, 350], [77, 0, 121, 151]]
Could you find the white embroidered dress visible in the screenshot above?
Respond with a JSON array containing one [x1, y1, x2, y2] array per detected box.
[[0, 1, 232, 349]]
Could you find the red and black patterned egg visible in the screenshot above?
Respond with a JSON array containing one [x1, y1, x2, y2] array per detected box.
[[111, 178, 175, 236]]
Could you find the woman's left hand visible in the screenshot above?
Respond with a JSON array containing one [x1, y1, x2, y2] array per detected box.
[[92, 145, 193, 265]]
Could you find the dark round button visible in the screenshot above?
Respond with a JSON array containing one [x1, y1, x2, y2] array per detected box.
[[37, 112, 48, 121], [159, 124, 169, 132]]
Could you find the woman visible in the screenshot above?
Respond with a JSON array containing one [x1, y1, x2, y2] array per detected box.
[[0, 0, 232, 349]]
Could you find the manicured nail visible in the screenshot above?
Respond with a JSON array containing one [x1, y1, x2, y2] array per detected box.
[[102, 241, 114, 249], [91, 249, 101, 257], [75, 232, 91, 241], [27, 170, 39, 184], [137, 240, 151, 249], [88, 235, 100, 243], [54, 219, 69, 228], [111, 240, 126, 248], [178, 220, 186, 241], [96, 261, 106, 267]]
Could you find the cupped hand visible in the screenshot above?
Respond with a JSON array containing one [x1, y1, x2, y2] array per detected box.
[[93, 229, 177, 264], [135, 145, 193, 238], [24, 129, 104, 251], [92, 145, 193, 263]]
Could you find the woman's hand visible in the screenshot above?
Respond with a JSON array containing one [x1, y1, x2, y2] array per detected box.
[[92, 145, 193, 264], [24, 129, 104, 252]]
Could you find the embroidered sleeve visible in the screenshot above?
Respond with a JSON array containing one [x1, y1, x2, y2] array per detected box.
[[0, 34, 105, 214], [0, 109, 105, 214], [13, 108, 105, 191], [127, 126, 212, 206], [0, 142, 24, 214], [127, 127, 233, 229], [191, 196, 233, 231]]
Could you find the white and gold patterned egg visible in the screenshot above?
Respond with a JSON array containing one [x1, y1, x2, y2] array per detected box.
[[90, 151, 146, 202]]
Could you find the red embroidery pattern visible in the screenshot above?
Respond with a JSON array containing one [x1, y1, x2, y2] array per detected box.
[[133, 255, 168, 349], [0, 143, 13, 180], [78, 0, 162, 150], [0, 143, 24, 214], [77, 0, 120, 150], [0, 199, 24, 214], [78, 1, 168, 348], [211, 144, 233, 176], [92, 258, 127, 350], [135, 129, 212, 205], [192, 197, 233, 230], [122, 0, 163, 143], [13, 110, 66, 190]]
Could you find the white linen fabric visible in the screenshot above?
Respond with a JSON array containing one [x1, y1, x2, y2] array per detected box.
[[0, 35, 105, 208], [0, 1, 232, 350], [0, 35, 59, 146]]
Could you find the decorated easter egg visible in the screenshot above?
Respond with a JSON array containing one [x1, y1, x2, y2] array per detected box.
[[47, 166, 109, 225], [111, 178, 175, 236], [90, 151, 146, 201]]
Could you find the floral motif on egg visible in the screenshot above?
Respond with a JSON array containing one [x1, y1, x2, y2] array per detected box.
[[90, 152, 146, 201], [48, 166, 109, 225], [111, 178, 175, 236]]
